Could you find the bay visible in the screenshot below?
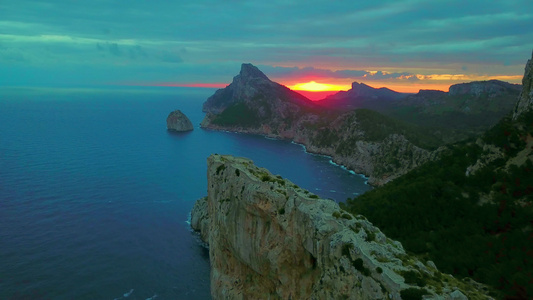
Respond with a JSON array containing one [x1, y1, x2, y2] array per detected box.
[[0, 86, 370, 299]]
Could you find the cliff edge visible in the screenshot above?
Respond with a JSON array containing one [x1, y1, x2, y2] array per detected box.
[[513, 51, 533, 119], [191, 154, 492, 299]]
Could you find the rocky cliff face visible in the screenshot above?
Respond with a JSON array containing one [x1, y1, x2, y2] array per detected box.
[[513, 51, 533, 119], [166, 110, 193, 131], [201, 64, 435, 185], [191, 154, 492, 299]]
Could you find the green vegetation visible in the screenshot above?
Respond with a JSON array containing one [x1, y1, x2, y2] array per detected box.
[[261, 174, 271, 182], [365, 230, 376, 242], [341, 111, 533, 299], [401, 270, 426, 287], [212, 102, 261, 127], [235, 169, 240, 176], [352, 258, 371, 276], [216, 164, 226, 175], [354, 109, 442, 150], [400, 288, 430, 300]]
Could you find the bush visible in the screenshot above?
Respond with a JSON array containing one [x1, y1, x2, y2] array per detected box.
[[400, 288, 429, 300], [216, 164, 226, 175], [261, 174, 271, 182]]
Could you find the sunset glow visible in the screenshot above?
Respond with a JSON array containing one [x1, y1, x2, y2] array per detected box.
[[289, 81, 350, 92]]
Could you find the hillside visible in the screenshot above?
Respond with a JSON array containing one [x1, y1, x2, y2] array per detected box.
[[318, 80, 521, 142], [341, 52, 533, 299]]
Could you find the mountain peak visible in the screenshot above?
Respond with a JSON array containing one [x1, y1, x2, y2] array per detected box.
[[351, 81, 372, 90], [239, 63, 270, 81]]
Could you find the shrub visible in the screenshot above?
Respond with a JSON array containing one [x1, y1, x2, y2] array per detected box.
[[365, 230, 376, 242], [400, 288, 429, 300], [235, 169, 240, 176], [216, 164, 226, 175], [352, 258, 371, 276], [341, 213, 353, 220]]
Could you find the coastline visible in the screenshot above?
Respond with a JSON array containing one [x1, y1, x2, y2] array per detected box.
[[200, 125, 372, 187]]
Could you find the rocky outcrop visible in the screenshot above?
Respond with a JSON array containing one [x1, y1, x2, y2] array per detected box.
[[513, 51, 533, 119], [201, 64, 436, 185], [191, 154, 492, 299], [166, 110, 193, 131]]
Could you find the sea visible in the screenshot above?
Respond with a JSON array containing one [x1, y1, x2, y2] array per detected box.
[[0, 86, 371, 299]]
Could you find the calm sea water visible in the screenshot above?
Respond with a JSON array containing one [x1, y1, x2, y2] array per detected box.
[[0, 86, 370, 299]]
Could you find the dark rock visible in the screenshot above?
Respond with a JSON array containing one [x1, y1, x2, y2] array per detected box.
[[513, 50, 533, 119], [166, 110, 193, 132]]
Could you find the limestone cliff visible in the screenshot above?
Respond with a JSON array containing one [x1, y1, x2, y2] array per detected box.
[[513, 51, 533, 119], [166, 110, 193, 132], [191, 154, 492, 299]]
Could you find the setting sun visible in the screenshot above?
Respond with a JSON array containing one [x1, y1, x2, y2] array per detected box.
[[289, 81, 348, 92]]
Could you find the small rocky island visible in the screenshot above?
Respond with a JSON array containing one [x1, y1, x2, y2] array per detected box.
[[166, 110, 193, 132], [191, 154, 491, 299]]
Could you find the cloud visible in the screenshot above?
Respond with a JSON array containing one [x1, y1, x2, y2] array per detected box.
[[0, 0, 531, 88]]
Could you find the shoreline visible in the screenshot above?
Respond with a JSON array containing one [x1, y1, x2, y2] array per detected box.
[[200, 125, 372, 187]]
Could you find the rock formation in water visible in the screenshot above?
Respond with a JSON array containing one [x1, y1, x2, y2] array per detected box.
[[191, 154, 492, 299], [201, 64, 437, 185], [166, 110, 193, 132], [513, 51, 533, 119]]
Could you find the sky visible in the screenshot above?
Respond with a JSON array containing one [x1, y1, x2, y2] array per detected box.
[[1, 0, 532, 93]]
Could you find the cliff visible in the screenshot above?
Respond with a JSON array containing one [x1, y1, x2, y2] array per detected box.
[[513, 51, 533, 119], [166, 110, 193, 131], [201, 64, 438, 185], [191, 154, 492, 299]]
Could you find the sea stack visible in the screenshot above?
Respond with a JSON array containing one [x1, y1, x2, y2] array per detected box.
[[166, 110, 193, 132]]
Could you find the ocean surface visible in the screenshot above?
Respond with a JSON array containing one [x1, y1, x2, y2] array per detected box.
[[0, 86, 370, 299]]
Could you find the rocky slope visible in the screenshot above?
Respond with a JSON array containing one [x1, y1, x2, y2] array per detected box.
[[191, 154, 492, 299], [166, 110, 193, 131], [513, 51, 533, 119], [201, 64, 438, 185]]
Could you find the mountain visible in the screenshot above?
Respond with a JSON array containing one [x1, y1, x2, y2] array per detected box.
[[191, 154, 492, 299], [341, 51, 533, 299], [317, 80, 521, 142], [202, 63, 319, 132], [200, 64, 441, 185], [317, 82, 407, 111]]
